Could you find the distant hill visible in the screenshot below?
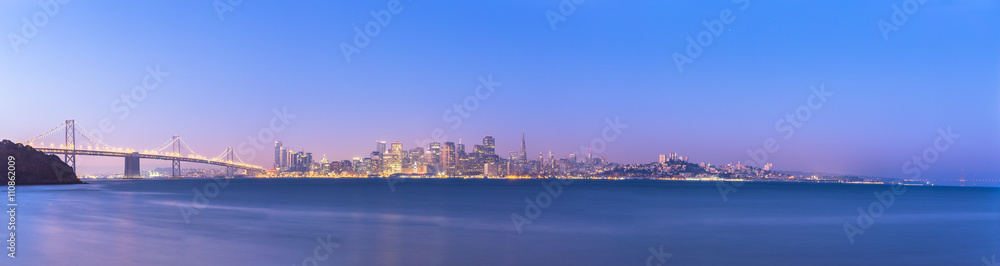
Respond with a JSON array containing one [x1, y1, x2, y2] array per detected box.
[[1, 139, 84, 185]]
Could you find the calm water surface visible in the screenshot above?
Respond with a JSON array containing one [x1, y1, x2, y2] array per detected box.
[[10, 179, 1000, 265]]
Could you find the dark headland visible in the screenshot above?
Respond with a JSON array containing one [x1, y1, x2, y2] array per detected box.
[[1, 139, 84, 185]]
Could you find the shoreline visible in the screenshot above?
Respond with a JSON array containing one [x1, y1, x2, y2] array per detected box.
[[74, 177, 1000, 189]]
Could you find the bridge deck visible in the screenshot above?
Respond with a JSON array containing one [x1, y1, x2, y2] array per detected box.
[[35, 148, 264, 171]]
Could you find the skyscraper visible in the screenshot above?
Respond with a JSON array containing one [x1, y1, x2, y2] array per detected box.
[[429, 142, 442, 167], [388, 141, 404, 174], [442, 141, 456, 174], [280, 146, 289, 171], [659, 154, 665, 164], [274, 141, 282, 170], [409, 147, 425, 173], [483, 135, 495, 155], [370, 151, 382, 175], [390, 141, 403, 155], [520, 131, 527, 163], [376, 141, 386, 154], [456, 141, 466, 161]]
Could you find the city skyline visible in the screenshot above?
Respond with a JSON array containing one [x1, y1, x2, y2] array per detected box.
[[2, 1, 999, 180], [6, 2, 1000, 265]]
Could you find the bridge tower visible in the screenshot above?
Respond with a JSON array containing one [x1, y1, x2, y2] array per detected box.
[[225, 147, 235, 178], [171, 135, 181, 178], [124, 152, 141, 178], [64, 119, 76, 172]]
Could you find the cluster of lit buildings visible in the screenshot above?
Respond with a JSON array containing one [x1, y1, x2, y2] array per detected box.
[[266, 132, 805, 181], [273, 141, 316, 173], [271, 132, 615, 178]]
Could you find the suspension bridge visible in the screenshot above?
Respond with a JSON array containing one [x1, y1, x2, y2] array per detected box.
[[18, 119, 265, 178]]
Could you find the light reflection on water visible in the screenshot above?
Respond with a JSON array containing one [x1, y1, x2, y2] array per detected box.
[[10, 179, 1000, 265]]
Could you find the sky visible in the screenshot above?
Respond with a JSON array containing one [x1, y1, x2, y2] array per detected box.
[[1, 0, 998, 180]]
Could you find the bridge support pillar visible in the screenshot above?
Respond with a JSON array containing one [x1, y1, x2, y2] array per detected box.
[[225, 146, 234, 178], [171, 160, 181, 178], [64, 119, 76, 172], [171, 135, 181, 178], [124, 152, 140, 179]]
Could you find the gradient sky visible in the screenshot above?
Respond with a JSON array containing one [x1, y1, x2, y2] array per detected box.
[[2, 0, 998, 180]]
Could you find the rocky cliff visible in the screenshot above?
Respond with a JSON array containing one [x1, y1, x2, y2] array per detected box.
[[1, 139, 84, 185]]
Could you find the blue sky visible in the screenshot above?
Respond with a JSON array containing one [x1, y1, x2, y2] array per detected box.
[[1, 0, 998, 180]]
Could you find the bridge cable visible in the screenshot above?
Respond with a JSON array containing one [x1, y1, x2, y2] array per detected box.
[[75, 124, 115, 150], [232, 148, 249, 165], [152, 137, 177, 153], [176, 137, 203, 158], [210, 148, 229, 161], [18, 122, 66, 144]]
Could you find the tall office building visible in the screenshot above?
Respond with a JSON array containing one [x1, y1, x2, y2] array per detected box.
[[482, 135, 495, 155], [280, 147, 289, 170], [390, 141, 403, 155], [274, 141, 282, 170], [669, 153, 677, 161], [520, 131, 528, 163], [303, 152, 313, 172], [442, 142, 456, 173], [388, 141, 403, 174], [659, 154, 666, 164], [409, 147, 425, 173], [429, 142, 442, 167], [289, 151, 299, 171], [456, 141, 466, 161], [376, 141, 387, 154], [370, 151, 382, 175]]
